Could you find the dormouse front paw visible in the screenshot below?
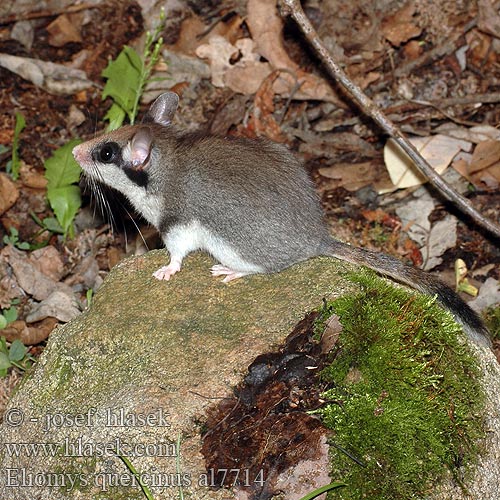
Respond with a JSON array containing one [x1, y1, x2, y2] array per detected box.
[[153, 262, 181, 281]]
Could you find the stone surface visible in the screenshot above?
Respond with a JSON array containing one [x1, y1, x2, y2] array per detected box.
[[0, 251, 353, 499]]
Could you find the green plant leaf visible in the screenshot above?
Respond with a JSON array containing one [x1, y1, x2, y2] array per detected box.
[[45, 139, 82, 188], [86, 288, 93, 308], [103, 102, 127, 131], [115, 453, 154, 500], [42, 217, 64, 234], [101, 15, 165, 129], [10, 112, 26, 180], [0, 316, 7, 330], [9, 339, 27, 362], [47, 185, 81, 238], [45, 139, 82, 238], [0, 352, 11, 370], [102, 46, 143, 128], [3, 307, 17, 324], [298, 483, 346, 500], [16, 241, 30, 250]]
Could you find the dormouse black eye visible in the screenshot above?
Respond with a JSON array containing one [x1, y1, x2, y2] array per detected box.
[[98, 142, 120, 163]]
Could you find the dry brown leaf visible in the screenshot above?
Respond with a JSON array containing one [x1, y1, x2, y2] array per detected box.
[[170, 16, 207, 56], [196, 36, 275, 94], [272, 69, 343, 104], [361, 209, 401, 229], [195, 35, 239, 88], [474, 164, 500, 189], [5, 246, 72, 301], [1, 318, 56, 345], [0, 320, 30, 343], [210, 94, 250, 135], [250, 71, 286, 142], [28, 317, 59, 344], [195, 3, 342, 103], [454, 140, 500, 189], [382, 3, 422, 46], [384, 135, 471, 190], [453, 155, 500, 189], [403, 238, 423, 267], [299, 131, 378, 158], [403, 40, 424, 59], [466, 29, 495, 68], [171, 14, 244, 57], [29, 246, 65, 282], [436, 123, 500, 144], [246, 0, 298, 72], [0, 248, 23, 309], [356, 71, 381, 90], [244, 0, 342, 104], [107, 247, 123, 270], [46, 14, 82, 47], [478, 0, 500, 38], [212, 13, 245, 45], [422, 216, 458, 271], [319, 161, 392, 192], [64, 255, 100, 289], [320, 314, 342, 353], [0, 129, 13, 144], [25, 290, 80, 323], [0, 172, 19, 216], [452, 158, 470, 180], [224, 61, 273, 94], [66, 104, 86, 130], [19, 162, 47, 189], [469, 140, 500, 173]]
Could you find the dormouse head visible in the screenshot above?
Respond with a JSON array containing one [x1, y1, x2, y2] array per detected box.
[[72, 92, 179, 190]]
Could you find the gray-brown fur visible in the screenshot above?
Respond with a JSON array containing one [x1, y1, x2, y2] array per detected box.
[[151, 128, 329, 268]]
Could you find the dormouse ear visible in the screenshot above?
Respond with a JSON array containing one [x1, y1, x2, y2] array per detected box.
[[143, 92, 179, 126], [130, 127, 153, 169]]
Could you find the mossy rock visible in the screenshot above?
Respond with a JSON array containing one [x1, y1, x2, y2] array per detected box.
[[0, 251, 498, 500], [315, 272, 491, 499]]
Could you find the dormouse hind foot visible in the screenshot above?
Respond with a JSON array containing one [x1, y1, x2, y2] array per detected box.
[[210, 264, 249, 283]]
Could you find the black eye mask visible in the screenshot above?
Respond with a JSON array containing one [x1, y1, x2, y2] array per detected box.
[[123, 167, 149, 188], [92, 141, 149, 188]]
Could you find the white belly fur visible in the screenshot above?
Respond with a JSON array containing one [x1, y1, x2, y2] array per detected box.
[[163, 220, 264, 274]]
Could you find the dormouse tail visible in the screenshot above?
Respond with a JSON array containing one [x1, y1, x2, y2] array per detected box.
[[323, 239, 491, 348]]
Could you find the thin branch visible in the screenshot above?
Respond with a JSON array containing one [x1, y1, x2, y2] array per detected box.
[[279, 0, 500, 240], [385, 92, 500, 114], [0, 4, 99, 25]]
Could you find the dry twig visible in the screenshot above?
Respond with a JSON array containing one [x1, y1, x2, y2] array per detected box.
[[386, 93, 500, 115], [279, 0, 500, 240], [0, 3, 99, 25]]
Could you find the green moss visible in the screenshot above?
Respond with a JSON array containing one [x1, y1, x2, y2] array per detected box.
[[316, 271, 485, 500]]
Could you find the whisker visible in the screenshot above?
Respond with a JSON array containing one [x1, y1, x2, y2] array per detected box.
[[122, 205, 149, 252], [81, 166, 117, 235], [81, 162, 149, 253]]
